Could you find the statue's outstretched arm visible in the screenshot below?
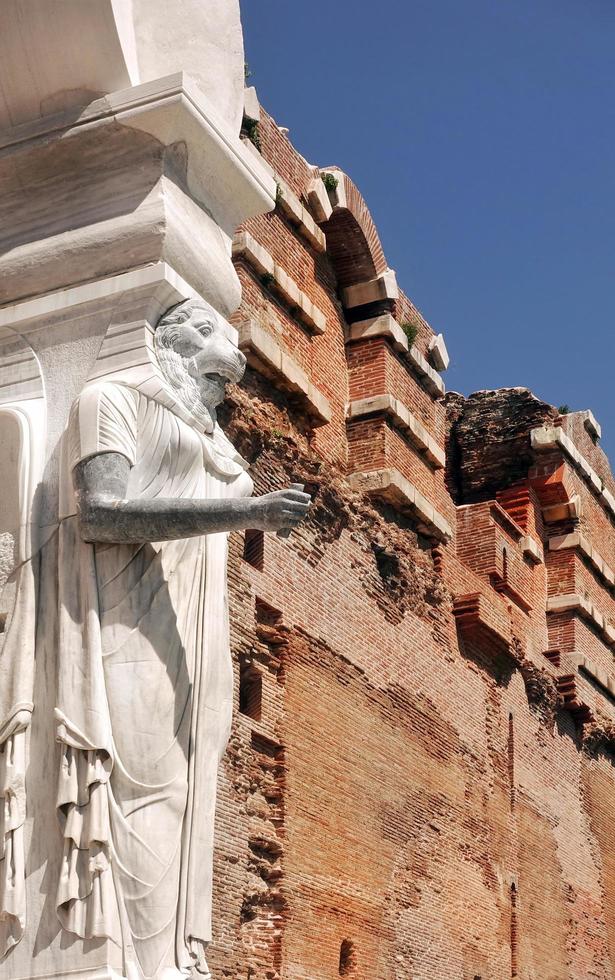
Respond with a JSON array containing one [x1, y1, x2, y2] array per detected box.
[[73, 452, 311, 544]]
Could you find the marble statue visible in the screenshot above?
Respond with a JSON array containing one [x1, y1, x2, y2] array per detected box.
[[54, 297, 310, 980], [0, 334, 45, 962], [0, 2, 278, 975]]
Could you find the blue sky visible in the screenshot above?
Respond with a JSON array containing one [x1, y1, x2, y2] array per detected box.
[[241, 0, 615, 463]]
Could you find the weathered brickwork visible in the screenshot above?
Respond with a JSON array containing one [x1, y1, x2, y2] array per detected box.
[[207, 103, 615, 979]]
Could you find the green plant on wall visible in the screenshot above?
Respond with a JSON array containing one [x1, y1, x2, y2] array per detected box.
[[243, 117, 261, 150], [558, 404, 570, 415], [260, 272, 275, 289], [321, 172, 339, 193], [400, 321, 419, 346]]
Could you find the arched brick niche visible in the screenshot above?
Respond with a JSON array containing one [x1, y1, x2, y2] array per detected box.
[[319, 168, 396, 322], [320, 169, 387, 287]]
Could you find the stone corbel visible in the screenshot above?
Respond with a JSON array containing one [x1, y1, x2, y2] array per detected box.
[[1, 74, 276, 314]]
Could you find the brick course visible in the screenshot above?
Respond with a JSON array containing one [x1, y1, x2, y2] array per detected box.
[[206, 106, 615, 979]]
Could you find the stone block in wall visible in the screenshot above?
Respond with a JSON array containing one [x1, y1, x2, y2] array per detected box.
[[549, 532, 615, 592], [347, 467, 452, 542], [348, 394, 445, 469], [532, 425, 610, 507], [519, 535, 543, 564], [232, 232, 326, 334], [428, 332, 450, 372], [306, 176, 333, 223], [342, 269, 399, 309], [542, 494, 582, 523], [276, 178, 326, 252], [346, 314, 445, 399], [347, 313, 408, 351], [244, 86, 260, 123], [581, 409, 601, 441], [237, 319, 331, 425], [319, 167, 347, 209], [546, 593, 615, 649], [406, 344, 446, 398]]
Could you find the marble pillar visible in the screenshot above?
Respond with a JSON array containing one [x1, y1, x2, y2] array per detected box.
[[0, 5, 275, 978]]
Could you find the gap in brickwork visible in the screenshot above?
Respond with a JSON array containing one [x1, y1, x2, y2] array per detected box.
[[339, 938, 357, 976], [511, 882, 518, 978], [240, 730, 287, 975], [244, 528, 265, 570], [255, 596, 282, 627], [239, 662, 263, 721], [508, 712, 515, 811]]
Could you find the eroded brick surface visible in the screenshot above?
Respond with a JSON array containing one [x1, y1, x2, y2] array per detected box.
[[206, 109, 615, 980]]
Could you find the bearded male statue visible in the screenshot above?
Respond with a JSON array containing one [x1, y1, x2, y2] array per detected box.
[[54, 299, 310, 980]]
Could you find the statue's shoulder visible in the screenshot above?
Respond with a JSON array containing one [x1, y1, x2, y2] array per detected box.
[[70, 379, 142, 422], [67, 381, 141, 471], [73, 377, 139, 403]]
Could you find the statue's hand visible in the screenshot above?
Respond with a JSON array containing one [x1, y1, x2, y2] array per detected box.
[[250, 487, 311, 533]]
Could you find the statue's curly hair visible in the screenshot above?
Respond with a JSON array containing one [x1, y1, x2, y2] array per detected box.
[[153, 298, 220, 430], [155, 298, 217, 350]]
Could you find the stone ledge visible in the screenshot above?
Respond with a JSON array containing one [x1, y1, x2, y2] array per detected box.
[[233, 232, 326, 335], [541, 495, 582, 523], [237, 319, 331, 425], [319, 167, 347, 209], [347, 467, 452, 542], [532, 425, 615, 523], [407, 345, 446, 399], [549, 531, 615, 590], [519, 535, 543, 564], [581, 409, 601, 441], [275, 178, 326, 253], [306, 177, 333, 223], [348, 394, 445, 469], [342, 269, 399, 309], [428, 333, 450, 372], [546, 593, 615, 648], [577, 654, 615, 700], [244, 86, 260, 123], [346, 313, 445, 399]]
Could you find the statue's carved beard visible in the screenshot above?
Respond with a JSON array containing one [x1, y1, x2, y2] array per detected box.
[[155, 346, 228, 433]]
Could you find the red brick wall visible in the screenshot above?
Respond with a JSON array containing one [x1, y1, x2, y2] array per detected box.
[[206, 105, 615, 979]]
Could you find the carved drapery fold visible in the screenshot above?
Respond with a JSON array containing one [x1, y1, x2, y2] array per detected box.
[[0, 385, 44, 961], [56, 745, 119, 943], [0, 731, 26, 957], [55, 338, 250, 977]]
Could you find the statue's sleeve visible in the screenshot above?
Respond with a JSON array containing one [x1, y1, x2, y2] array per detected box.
[[67, 382, 139, 471]]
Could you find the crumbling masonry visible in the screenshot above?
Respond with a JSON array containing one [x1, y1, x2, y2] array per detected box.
[[208, 93, 615, 979]]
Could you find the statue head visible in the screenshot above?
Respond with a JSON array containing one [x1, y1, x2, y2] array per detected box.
[[155, 298, 246, 431]]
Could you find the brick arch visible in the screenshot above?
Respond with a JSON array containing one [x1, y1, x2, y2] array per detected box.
[[320, 169, 388, 289]]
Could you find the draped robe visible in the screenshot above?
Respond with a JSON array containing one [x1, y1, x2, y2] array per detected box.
[[56, 377, 252, 979]]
